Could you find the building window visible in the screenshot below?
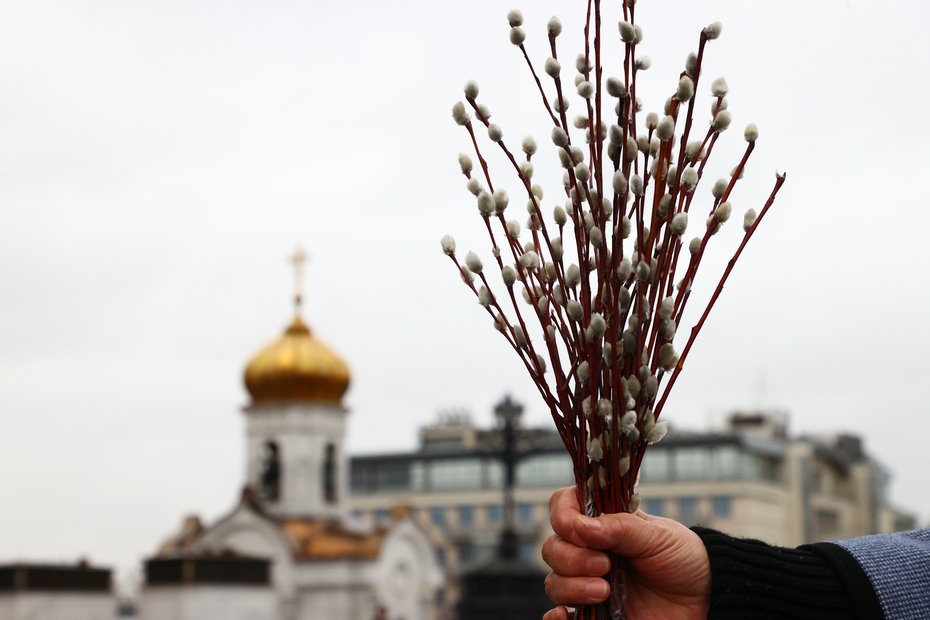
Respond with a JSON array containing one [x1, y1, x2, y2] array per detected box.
[[675, 448, 711, 480], [411, 461, 427, 491], [712, 496, 732, 518], [323, 443, 337, 503], [435, 547, 446, 566], [374, 508, 390, 526], [641, 449, 670, 482], [487, 504, 503, 524], [644, 497, 665, 517], [518, 542, 535, 562], [459, 544, 474, 564], [430, 459, 483, 491], [736, 452, 758, 479], [431, 507, 446, 526], [711, 447, 740, 479], [374, 461, 410, 492], [516, 453, 574, 487], [459, 505, 474, 527], [517, 503, 533, 523], [485, 460, 505, 489], [259, 441, 281, 502], [738, 452, 783, 481], [678, 496, 699, 524], [350, 463, 368, 493], [760, 456, 781, 482]]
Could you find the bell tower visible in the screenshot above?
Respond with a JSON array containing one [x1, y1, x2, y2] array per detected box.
[[241, 249, 352, 520]]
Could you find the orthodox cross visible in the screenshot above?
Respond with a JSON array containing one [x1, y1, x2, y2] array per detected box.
[[289, 247, 308, 315]]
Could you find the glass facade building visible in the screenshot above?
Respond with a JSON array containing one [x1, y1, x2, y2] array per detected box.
[[348, 411, 909, 616]]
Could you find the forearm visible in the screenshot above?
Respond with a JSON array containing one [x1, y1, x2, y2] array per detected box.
[[692, 527, 882, 620]]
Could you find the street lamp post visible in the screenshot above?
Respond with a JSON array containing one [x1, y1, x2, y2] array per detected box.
[[494, 395, 522, 559], [456, 395, 552, 620]]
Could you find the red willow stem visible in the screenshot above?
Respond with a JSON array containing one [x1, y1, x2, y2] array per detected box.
[[483, 222, 507, 272], [664, 131, 722, 316], [464, 121, 494, 193], [673, 34, 709, 172], [518, 43, 559, 126], [662, 162, 708, 300], [672, 137, 752, 321], [654, 173, 787, 420]]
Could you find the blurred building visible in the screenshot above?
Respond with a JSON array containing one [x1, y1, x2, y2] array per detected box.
[[0, 562, 115, 620], [141, 304, 442, 620], [349, 404, 916, 614], [635, 412, 916, 544], [350, 407, 566, 598], [139, 554, 275, 619]]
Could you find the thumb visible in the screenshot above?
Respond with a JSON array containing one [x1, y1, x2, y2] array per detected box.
[[573, 512, 669, 559]]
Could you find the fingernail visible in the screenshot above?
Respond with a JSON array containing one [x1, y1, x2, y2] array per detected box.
[[586, 554, 610, 574], [577, 515, 602, 532], [586, 579, 609, 599]]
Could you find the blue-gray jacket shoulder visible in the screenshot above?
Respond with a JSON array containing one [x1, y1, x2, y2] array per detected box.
[[830, 529, 930, 620]]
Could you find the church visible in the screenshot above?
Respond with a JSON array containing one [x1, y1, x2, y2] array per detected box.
[[0, 255, 441, 620], [138, 291, 443, 620]]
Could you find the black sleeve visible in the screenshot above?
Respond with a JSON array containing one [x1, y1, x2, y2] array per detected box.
[[691, 527, 884, 620]]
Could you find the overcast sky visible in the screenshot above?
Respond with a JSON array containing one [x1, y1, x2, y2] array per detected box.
[[1, 0, 929, 590]]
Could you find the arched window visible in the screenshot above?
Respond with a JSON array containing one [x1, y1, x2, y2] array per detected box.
[[323, 443, 337, 503], [259, 441, 281, 502]]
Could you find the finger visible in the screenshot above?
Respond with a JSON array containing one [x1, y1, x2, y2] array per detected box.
[[545, 571, 610, 606], [543, 606, 573, 620], [549, 487, 586, 547], [634, 509, 666, 523], [541, 535, 610, 577], [573, 512, 672, 559]]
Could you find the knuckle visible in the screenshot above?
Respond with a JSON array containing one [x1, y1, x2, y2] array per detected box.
[[549, 487, 572, 516], [540, 534, 559, 563], [551, 513, 569, 537], [543, 571, 558, 599], [600, 513, 627, 538]]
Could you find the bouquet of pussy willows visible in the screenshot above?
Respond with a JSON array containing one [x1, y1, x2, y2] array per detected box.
[[441, 1, 784, 618]]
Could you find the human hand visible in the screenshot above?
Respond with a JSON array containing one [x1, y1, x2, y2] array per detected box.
[[542, 487, 711, 620]]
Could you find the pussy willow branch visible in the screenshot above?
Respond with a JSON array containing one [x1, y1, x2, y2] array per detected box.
[[445, 8, 782, 558]]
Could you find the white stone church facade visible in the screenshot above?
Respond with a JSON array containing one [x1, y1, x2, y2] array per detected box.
[[139, 312, 443, 620]]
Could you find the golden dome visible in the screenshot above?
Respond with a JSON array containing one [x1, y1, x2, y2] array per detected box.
[[244, 316, 350, 406]]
